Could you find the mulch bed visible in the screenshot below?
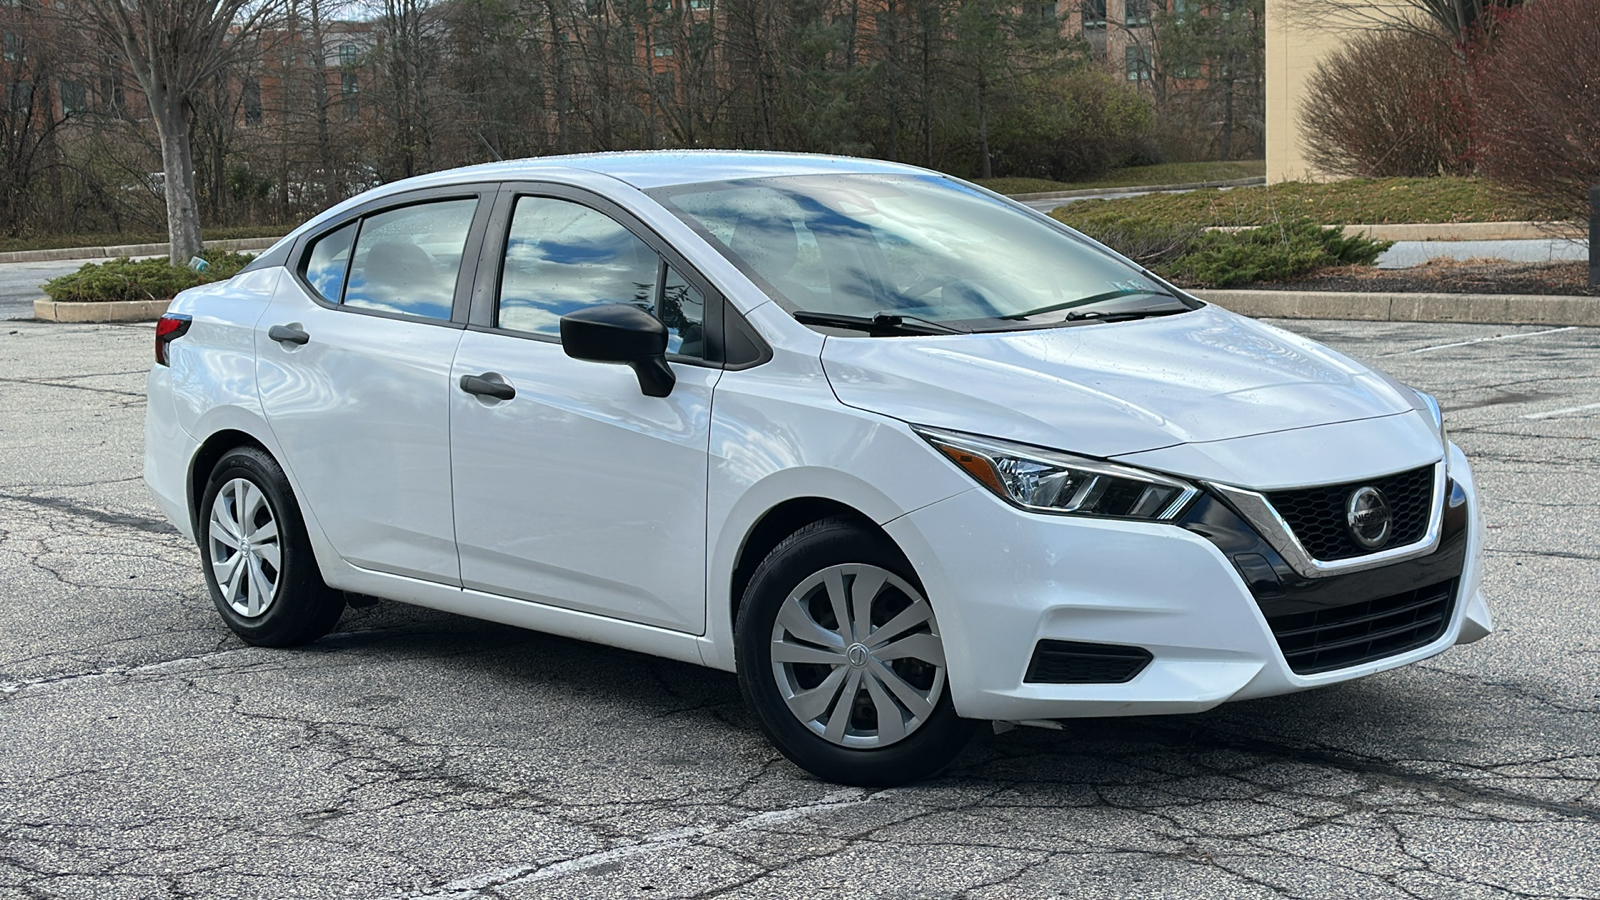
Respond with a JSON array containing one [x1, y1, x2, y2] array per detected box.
[[1261, 259, 1600, 297]]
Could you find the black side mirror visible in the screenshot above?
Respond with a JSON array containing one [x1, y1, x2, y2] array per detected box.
[[559, 304, 676, 398]]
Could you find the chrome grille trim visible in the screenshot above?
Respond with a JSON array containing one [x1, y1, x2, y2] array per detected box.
[[1207, 461, 1447, 579]]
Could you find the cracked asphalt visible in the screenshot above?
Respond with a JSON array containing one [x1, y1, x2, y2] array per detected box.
[[1, 318, 1597, 899]]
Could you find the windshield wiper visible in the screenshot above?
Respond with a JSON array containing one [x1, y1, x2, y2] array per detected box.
[[792, 310, 966, 336], [1063, 304, 1192, 323], [999, 288, 1177, 321]]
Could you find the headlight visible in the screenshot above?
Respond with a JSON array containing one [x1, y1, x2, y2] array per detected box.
[[916, 426, 1199, 521]]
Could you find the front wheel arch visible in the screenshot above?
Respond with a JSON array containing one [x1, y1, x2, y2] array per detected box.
[[729, 497, 884, 635]]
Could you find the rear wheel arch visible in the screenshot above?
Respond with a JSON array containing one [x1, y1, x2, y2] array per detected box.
[[188, 429, 273, 538]]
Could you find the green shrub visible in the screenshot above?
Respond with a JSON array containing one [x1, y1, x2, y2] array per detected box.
[[1172, 221, 1390, 287], [42, 250, 256, 303], [1061, 214, 1391, 288]]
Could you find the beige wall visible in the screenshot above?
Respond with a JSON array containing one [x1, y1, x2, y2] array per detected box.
[[1266, 0, 1344, 182], [1268, 2, 1418, 183]]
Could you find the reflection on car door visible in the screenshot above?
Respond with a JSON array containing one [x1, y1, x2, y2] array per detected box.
[[256, 191, 489, 584], [449, 189, 719, 633]]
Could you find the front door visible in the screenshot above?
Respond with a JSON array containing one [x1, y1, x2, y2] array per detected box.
[[449, 190, 718, 632]]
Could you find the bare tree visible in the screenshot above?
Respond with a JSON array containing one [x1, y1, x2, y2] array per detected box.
[[73, 0, 283, 263], [1282, 0, 1520, 49]]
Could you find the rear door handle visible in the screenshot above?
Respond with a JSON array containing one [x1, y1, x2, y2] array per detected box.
[[268, 324, 310, 345], [459, 373, 515, 401]]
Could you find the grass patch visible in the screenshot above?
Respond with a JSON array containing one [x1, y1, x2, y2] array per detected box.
[[977, 160, 1265, 195], [1061, 212, 1391, 288], [42, 251, 256, 303], [0, 225, 285, 254], [1053, 177, 1558, 226]]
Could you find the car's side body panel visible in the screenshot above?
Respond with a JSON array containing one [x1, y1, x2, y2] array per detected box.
[[255, 278, 466, 585], [449, 329, 721, 633]]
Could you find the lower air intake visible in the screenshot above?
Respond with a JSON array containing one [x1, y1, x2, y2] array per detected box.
[[1266, 579, 1457, 675], [1024, 640, 1153, 684]]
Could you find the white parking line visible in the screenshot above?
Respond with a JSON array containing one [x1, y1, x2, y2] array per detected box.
[[1521, 402, 1600, 420], [1377, 326, 1578, 357], [391, 788, 887, 899]]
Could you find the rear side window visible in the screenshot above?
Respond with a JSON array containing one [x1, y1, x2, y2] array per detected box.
[[303, 222, 356, 303], [343, 199, 477, 320], [300, 197, 478, 321]]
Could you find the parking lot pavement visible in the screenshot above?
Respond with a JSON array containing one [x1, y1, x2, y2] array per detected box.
[[1, 319, 1596, 900], [0, 261, 89, 321]]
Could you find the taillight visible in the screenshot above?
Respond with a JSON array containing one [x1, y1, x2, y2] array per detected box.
[[155, 314, 192, 366]]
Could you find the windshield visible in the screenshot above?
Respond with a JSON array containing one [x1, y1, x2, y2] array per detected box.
[[649, 173, 1191, 332]]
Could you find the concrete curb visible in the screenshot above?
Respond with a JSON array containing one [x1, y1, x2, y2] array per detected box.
[[33, 298, 171, 323], [1194, 289, 1600, 327], [0, 236, 284, 266], [1008, 177, 1265, 202], [1345, 221, 1582, 242], [1209, 221, 1585, 241]]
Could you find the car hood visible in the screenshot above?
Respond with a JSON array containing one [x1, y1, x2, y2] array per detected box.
[[820, 305, 1421, 458]]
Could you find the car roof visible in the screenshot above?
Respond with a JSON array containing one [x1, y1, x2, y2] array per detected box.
[[272, 151, 945, 254], [404, 150, 931, 191]]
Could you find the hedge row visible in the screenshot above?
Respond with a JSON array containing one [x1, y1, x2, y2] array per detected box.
[[1056, 211, 1392, 288], [43, 251, 256, 304]]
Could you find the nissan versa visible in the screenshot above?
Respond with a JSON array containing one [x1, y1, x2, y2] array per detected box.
[[144, 151, 1490, 786]]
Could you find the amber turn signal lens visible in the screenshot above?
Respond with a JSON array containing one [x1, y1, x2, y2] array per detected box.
[[934, 444, 1007, 496]]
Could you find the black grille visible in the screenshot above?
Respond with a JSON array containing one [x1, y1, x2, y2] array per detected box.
[[1025, 641, 1152, 684], [1267, 466, 1435, 562], [1265, 579, 1457, 675]]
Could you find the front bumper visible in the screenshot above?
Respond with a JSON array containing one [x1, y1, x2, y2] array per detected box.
[[883, 442, 1488, 722]]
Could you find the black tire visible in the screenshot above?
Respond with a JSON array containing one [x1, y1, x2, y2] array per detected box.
[[198, 446, 345, 647], [735, 517, 976, 786]]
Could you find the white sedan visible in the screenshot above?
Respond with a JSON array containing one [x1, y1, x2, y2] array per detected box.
[[144, 151, 1491, 786]]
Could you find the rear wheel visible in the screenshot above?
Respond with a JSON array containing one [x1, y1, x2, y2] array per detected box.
[[200, 446, 344, 647], [736, 517, 975, 786]]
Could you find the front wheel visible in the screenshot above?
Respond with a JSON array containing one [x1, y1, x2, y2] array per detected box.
[[736, 517, 976, 786]]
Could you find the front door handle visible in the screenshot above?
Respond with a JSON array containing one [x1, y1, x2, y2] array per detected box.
[[268, 324, 310, 345], [459, 373, 516, 401]]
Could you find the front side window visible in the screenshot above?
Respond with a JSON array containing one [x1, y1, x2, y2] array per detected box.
[[652, 173, 1182, 333], [314, 198, 477, 320], [497, 196, 704, 356]]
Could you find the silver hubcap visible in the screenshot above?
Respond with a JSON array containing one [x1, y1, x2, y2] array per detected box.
[[208, 478, 281, 618], [770, 564, 947, 749]]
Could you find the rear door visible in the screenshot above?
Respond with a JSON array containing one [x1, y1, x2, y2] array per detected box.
[[257, 186, 493, 584], [447, 184, 724, 632]]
